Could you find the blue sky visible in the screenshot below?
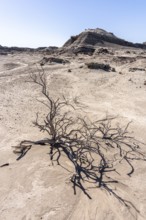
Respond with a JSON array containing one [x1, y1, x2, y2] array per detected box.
[[0, 0, 146, 48]]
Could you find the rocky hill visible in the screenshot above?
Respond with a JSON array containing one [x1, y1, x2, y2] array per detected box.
[[62, 28, 146, 53]]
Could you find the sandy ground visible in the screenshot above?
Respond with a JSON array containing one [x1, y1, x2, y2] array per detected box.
[[0, 49, 146, 220]]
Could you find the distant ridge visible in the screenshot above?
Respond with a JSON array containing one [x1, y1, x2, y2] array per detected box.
[[1, 28, 146, 55], [0, 45, 58, 55]]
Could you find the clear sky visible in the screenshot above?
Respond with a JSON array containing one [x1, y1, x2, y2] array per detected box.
[[0, 0, 146, 48]]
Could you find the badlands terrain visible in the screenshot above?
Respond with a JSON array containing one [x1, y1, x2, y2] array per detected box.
[[0, 28, 146, 220]]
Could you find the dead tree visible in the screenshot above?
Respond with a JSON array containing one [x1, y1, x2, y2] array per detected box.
[[13, 68, 146, 209]]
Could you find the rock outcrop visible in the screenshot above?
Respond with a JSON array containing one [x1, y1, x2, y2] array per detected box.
[[63, 28, 146, 51]]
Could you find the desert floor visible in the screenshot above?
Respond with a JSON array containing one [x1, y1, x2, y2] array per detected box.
[[0, 49, 146, 220]]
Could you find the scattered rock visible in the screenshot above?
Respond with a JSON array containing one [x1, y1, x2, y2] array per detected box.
[[74, 46, 95, 55], [0, 52, 8, 55], [125, 50, 131, 54], [96, 47, 113, 55], [40, 57, 70, 66], [111, 67, 116, 72], [86, 62, 114, 71], [128, 78, 133, 83], [113, 56, 136, 65], [79, 65, 83, 68], [129, 68, 145, 72]]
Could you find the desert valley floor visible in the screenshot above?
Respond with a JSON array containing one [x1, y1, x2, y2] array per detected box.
[[0, 46, 146, 220]]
